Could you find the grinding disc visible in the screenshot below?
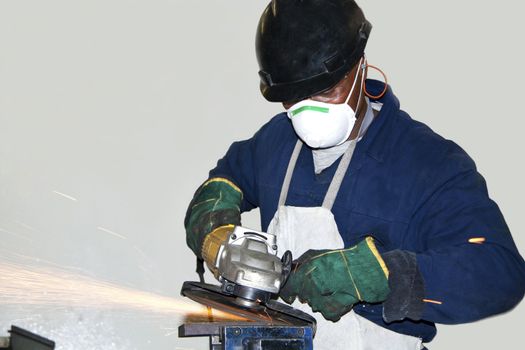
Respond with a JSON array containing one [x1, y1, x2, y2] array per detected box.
[[181, 281, 316, 331]]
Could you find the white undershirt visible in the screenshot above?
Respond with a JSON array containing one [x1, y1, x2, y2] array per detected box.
[[312, 98, 382, 174]]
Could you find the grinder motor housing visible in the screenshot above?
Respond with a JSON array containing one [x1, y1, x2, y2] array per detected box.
[[214, 226, 291, 303]]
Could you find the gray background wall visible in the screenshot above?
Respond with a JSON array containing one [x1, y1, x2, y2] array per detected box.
[[0, 1, 523, 349]]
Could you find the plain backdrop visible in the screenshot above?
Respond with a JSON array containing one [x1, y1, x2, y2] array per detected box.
[[0, 1, 524, 349]]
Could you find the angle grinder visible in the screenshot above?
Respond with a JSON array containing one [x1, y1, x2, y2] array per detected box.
[[213, 226, 292, 304], [182, 226, 315, 328]]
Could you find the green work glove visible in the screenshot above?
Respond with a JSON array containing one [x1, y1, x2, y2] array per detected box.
[[184, 178, 242, 274], [280, 237, 390, 322]]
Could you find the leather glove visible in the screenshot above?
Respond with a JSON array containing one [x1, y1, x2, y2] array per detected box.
[[279, 237, 390, 322], [184, 178, 242, 275]]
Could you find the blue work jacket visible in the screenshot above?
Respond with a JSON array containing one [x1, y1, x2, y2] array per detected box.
[[208, 80, 525, 342]]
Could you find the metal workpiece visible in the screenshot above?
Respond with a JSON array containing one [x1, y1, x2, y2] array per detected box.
[[215, 227, 284, 296], [223, 326, 313, 350], [0, 326, 55, 350], [179, 324, 314, 350]]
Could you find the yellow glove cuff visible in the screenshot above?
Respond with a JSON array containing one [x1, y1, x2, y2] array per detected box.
[[201, 224, 235, 277]]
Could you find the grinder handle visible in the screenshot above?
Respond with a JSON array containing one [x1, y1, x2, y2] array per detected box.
[[280, 250, 293, 288], [196, 257, 206, 283]]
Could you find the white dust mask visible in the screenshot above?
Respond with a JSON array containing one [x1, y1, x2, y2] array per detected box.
[[287, 58, 365, 148]]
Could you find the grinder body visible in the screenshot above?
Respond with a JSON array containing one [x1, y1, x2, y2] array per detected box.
[[213, 226, 291, 303]]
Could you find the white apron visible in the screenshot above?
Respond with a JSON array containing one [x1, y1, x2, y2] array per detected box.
[[267, 139, 423, 350]]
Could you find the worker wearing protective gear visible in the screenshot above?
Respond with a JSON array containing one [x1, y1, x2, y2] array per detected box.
[[185, 0, 525, 348]]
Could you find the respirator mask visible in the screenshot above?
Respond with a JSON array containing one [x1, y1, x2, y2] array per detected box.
[[287, 58, 365, 148]]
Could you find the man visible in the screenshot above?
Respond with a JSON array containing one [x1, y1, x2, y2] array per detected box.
[[185, 0, 525, 348]]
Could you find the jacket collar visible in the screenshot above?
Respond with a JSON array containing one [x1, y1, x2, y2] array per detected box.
[[356, 79, 401, 163]]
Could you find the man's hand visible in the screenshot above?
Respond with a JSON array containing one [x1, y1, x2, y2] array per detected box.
[[184, 178, 242, 275], [279, 237, 390, 321]]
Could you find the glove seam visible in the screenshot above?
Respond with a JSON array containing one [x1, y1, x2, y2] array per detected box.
[[365, 236, 389, 278], [203, 177, 243, 198]]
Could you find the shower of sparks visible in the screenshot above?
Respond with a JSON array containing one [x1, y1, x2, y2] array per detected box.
[[97, 226, 127, 240], [0, 261, 245, 321], [52, 190, 78, 202]]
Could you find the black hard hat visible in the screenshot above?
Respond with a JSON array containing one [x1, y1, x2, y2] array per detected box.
[[256, 0, 372, 102]]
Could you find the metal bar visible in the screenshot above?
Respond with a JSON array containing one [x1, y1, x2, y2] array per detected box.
[[180, 323, 314, 350]]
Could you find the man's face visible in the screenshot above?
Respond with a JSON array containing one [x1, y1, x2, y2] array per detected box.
[[282, 61, 364, 110]]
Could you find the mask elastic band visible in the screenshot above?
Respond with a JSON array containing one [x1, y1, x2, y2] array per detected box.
[[344, 57, 365, 105], [363, 64, 388, 99], [349, 59, 366, 121]]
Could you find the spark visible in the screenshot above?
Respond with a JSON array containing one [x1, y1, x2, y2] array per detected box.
[[0, 261, 245, 321], [133, 246, 153, 273], [468, 237, 486, 244], [9, 316, 41, 324], [97, 226, 127, 240], [14, 220, 41, 233], [133, 245, 149, 260], [423, 298, 443, 305], [1, 250, 91, 276], [52, 190, 78, 202], [0, 227, 32, 242], [160, 326, 179, 337]]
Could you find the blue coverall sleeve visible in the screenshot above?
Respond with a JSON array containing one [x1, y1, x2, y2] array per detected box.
[[410, 149, 525, 324], [208, 136, 259, 213]]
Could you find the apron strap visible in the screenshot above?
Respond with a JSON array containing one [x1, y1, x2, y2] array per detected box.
[[278, 138, 357, 210], [278, 139, 303, 207], [322, 140, 357, 210], [323, 101, 373, 209]]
